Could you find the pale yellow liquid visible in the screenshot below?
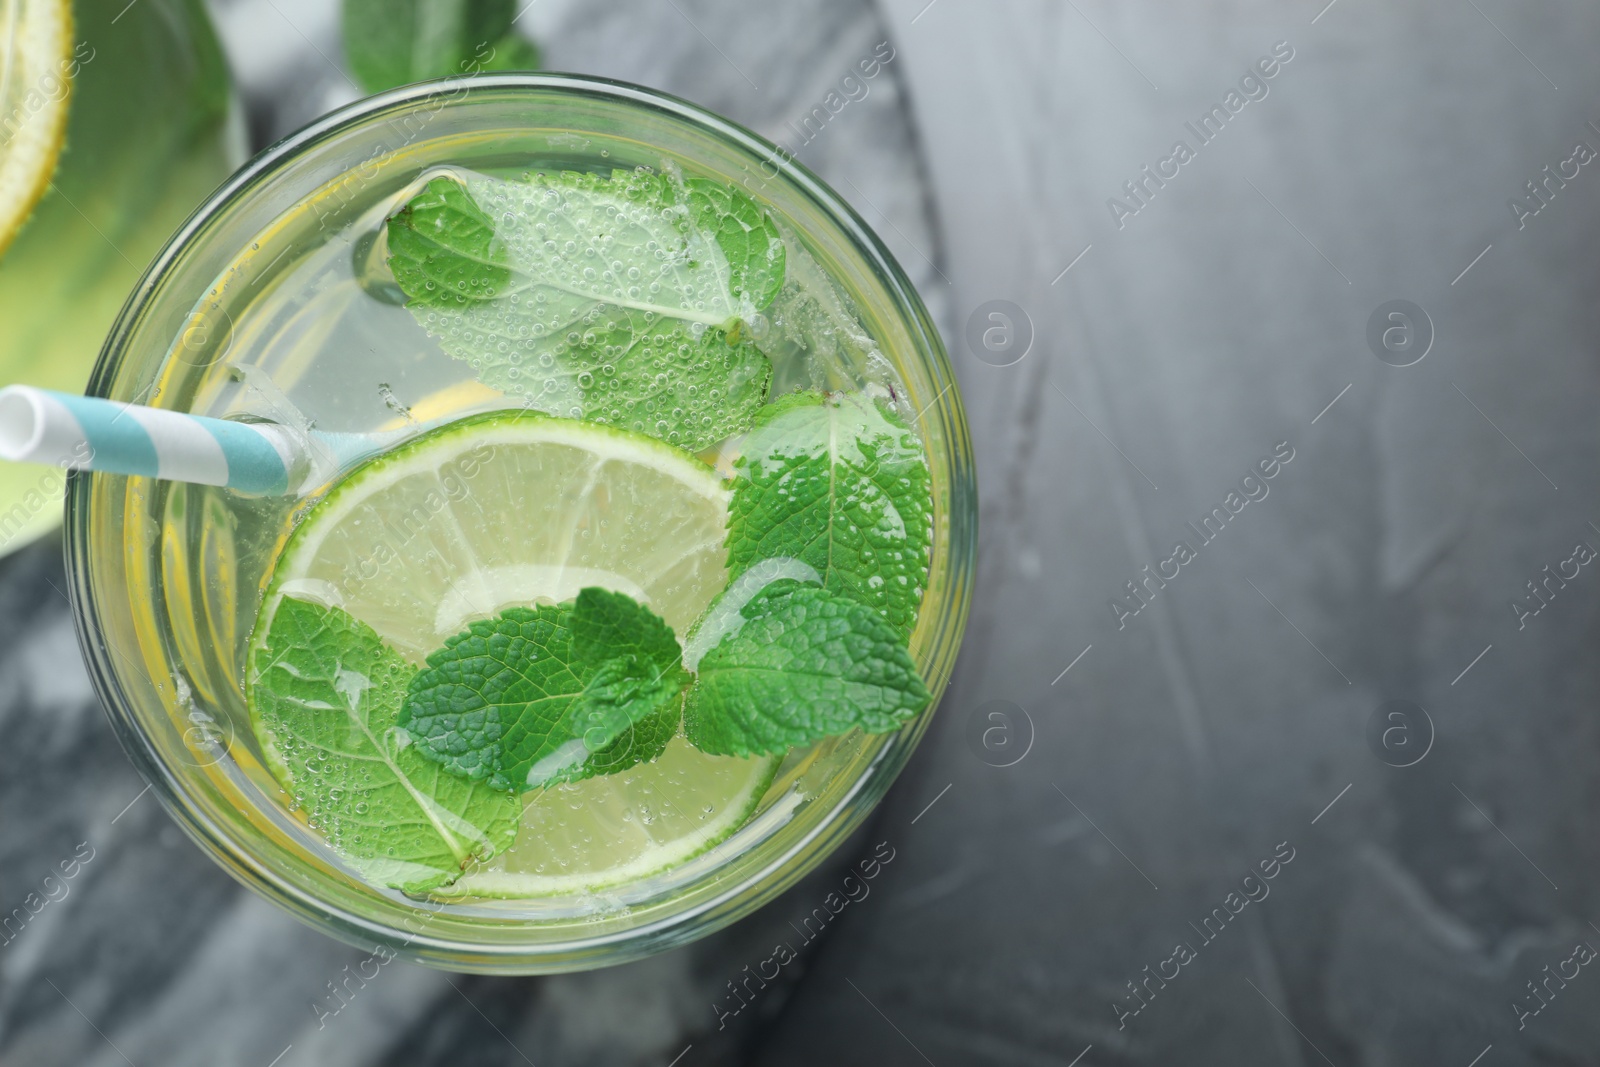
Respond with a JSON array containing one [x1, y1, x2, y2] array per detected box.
[[146, 159, 912, 900]]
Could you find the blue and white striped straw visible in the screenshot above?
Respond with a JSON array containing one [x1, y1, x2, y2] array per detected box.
[[0, 386, 387, 496]]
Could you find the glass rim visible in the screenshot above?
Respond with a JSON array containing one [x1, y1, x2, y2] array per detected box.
[[64, 71, 976, 971]]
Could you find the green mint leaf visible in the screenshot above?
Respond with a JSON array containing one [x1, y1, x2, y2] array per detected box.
[[571, 660, 683, 776], [568, 588, 691, 773], [684, 177, 785, 311], [399, 588, 689, 791], [683, 580, 931, 756], [385, 169, 780, 451], [728, 391, 933, 636], [387, 177, 512, 308], [248, 596, 519, 893], [510, 307, 771, 453], [478, 33, 541, 73], [342, 0, 540, 95]]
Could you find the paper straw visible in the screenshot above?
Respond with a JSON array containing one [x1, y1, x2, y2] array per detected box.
[[0, 386, 386, 496]]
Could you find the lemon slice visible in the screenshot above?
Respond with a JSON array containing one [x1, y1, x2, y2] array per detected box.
[[256, 410, 777, 898], [439, 737, 778, 898], [0, 0, 73, 259]]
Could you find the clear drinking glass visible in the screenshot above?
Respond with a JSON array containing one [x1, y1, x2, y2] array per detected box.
[[66, 74, 975, 973]]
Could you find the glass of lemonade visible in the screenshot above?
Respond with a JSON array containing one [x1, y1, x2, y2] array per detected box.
[[0, 0, 241, 551], [66, 74, 974, 972]]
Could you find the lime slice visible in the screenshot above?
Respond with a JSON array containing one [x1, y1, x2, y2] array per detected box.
[[261, 409, 731, 654], [255, 410, 778, 897], [439, 737, 778, 898], [0, 0, 73, 259]]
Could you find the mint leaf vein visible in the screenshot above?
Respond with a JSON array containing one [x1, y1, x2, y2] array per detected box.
[[728, 391, 932, 636], [248, 595, 519, 893], [683, 580, 931, 757], [386, 170, 782, 451], [399, 588, 689, 791]]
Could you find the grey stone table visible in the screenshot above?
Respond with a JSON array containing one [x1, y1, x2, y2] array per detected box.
[[6, 0, 1600, 1064]]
